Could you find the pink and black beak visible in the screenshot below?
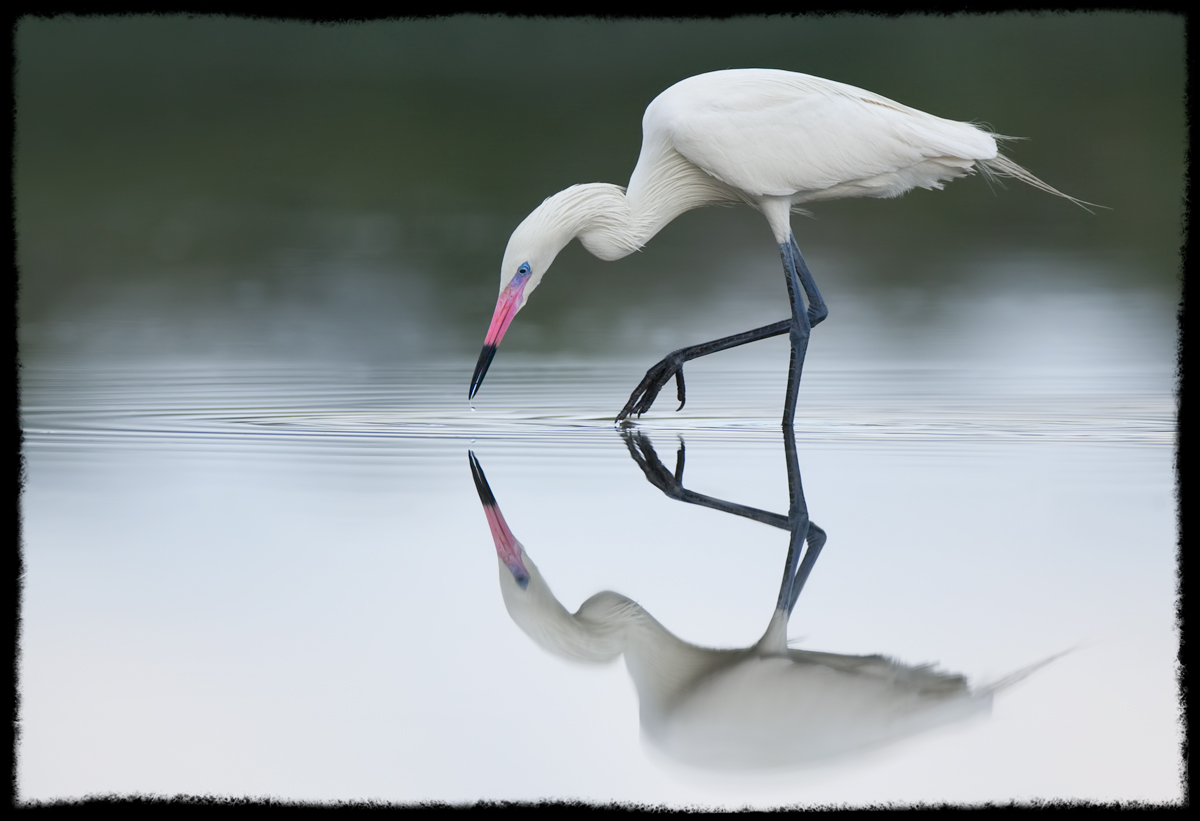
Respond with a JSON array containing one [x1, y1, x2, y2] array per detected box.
[[468, 451, 530, 589], [469, 267, 532, 400]]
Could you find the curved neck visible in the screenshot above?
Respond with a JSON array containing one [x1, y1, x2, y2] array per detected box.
[[528, 184, 640, 263], [625, 139, 745, 240], [532, 144, 741, 265]]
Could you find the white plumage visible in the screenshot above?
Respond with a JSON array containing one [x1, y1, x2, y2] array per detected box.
[[640, 69, 996, 207], [469, 69, 1086, 421]]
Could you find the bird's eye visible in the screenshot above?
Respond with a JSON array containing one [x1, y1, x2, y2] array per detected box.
[[517, 263, 531, 275]]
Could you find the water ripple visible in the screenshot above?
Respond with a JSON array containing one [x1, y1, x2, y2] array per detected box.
[[20, 359, 1175, 452]]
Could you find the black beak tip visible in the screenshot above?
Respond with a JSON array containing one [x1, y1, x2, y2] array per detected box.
[[469, 344, 498, 401]]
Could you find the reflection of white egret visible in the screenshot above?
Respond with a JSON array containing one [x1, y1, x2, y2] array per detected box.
[[469, 451, 1062, 770], [468, 69, 1090, 426]]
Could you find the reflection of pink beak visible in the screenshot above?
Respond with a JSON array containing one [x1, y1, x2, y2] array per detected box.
[[468, 452, 530, 589], [469, 274, 530, 400]]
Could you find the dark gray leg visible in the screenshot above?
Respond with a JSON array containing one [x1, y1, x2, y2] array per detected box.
[[616, 235, 828, 425], [781, 237, 828, 429], [790, 235, 828, 328], [616, 319, 792, 421]]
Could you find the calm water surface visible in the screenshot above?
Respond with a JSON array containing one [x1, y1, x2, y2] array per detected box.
[[19, 343, 1178, 805]]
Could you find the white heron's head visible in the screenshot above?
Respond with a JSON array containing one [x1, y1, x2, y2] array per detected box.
[[469, 184, 634, 400], [466, 196, 575, 400]]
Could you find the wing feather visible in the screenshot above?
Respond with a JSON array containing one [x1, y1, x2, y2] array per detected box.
[[648, 70, 997, 201]]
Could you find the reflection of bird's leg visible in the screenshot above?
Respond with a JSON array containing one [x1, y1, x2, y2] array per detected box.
[[673, 437, 686, 485], [777, 425, 826, 617], [781, 237, 828, 430], [621, 429, 789, 528], [623, 430, 690, 504], [623, 426, 828, 627]]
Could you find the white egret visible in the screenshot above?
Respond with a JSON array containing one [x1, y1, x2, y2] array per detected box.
[[468, 68, 1089, 426], [467, 450, 1062, 769]]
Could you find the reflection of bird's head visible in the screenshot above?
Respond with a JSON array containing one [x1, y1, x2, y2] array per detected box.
[[468, 452, 529, 588], [469, 452, 634, 665]]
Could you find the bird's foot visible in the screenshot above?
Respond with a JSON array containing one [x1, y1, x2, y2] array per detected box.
[[616, 351, 687, 421]]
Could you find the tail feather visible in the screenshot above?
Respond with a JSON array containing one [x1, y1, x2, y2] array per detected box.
[[980, 151, 1103, 213]]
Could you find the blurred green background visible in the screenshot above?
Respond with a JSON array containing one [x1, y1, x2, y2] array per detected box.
[[16, 14, 1184, 365]]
